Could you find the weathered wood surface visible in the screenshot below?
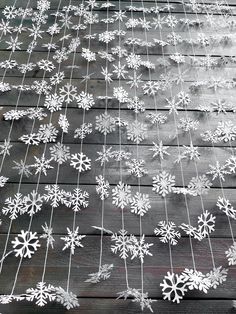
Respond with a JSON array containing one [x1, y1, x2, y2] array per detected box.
[[0, 236, 235, 298], [0, 299, 235, 314], [0, 183, 235, 237], [0, 1, 236, 313]]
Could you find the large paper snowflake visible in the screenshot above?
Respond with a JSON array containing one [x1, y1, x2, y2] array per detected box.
[[26, 281, 56, 307], [70, 152, 91, 172], [68, 188, 89, 212], [111, 229, 134, 260], [130, 192, 151, 216], [12, 230, 40, 258]]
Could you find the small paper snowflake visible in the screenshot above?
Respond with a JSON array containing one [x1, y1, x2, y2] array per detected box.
[[150, 141, 170, 160], [49, 143, 70, 164], [70, 152, 91, 172], [198, 211, 215, 237], [154, 221, 181, 245], [207, 161, 229, 181], [225, 242, 236, 265], [23, 190, 44, 216], [112, 181, 131, 209], [126, 121, 147, 144], [61, 227, 86, 255], [152, 171, 175, 197], [96, 175, 110, 200], [130, 235, 153, 263], [68, 188, 89, 212], [216, 196, 236, 219], [111, 229, 134, 260], [85, 264, 113, 283], [206, 266, 228, 289], [54, 287, 79, 310], [95, 113, 116, 135], [161, 272, 187, 303], [182, 269, 211, 293], [26, 281, 55, 307], [126, 159, 148, 178], [2, 192, 25, 220]]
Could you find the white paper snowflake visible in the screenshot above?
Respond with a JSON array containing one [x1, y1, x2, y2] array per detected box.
[[216, 196, 236, 219], [126, 159, 148, 178], [23, 190, 44, 216], [225, 242, 236, 266], [130, 192, 151, 216], [61, 227, 86, 255], [70, 152, 91, 172], [126, 121, 147, 144], [96, 175, 110, 200], [85, 264, 113, 283], [160, 272, 187, 303], [49, 142, 70, 164], [54, 287, 79, 310], [154, 221, 181, 245], [111, 229, 134, 260], [2, 192, 25, 220], [112, 181, 131, 209], [182, 269, 211, 293], [206, 266, 228, 289], [12, 230, 40, 258], [152, 171, 175, 197], [68, 188, 89, 212], [26, 281, 55, 307]]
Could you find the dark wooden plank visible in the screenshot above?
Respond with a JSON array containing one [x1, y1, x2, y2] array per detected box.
[[0, 299, 235, 314], [0, 78, 235, 112], [0, 142, 235, 187], [0, 236, 235, 298], [0, 183, 235, 237], [0, 53, 236, 80], [0, 108, 236, 147]]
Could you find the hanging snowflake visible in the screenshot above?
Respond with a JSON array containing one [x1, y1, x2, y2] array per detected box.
[[154, 221, 181, 245], [216, 196, 236, 219], [130, 192, 151, 216], [54, 287, 79, 310], [85, 264, 114, 283], [126, 158, 148, 178], [182, 269, 211, 293], [160, 272, 187, 303], [111, 229, 134, 260], [49, 142, 71, 164], [61, 227, 86, 255], [68, 188, 89, 212], [95, 175, 110, 200], [12, 230, 40, 258], [152, 171, 175, 197], [126, 121, 147, 144], [26, 281, 56, 307], [225, 242, 236, 266], [70, 152, 91, 172], [206, 266, 228, 289], [112, 181, 131, 209]]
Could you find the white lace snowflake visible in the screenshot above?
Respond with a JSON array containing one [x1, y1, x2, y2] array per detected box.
[[182, 269, 211, 293], [126, 159, 148, 178], [126, 121, 147, 144], [160, 272, 187, 303], [112, 181, 131, 209], [54, 287, 79, 310], [40, 222, 55, 249], [207, 161, 229, 181], [130, 235, 153, 263], [49, 142, 70, 164], [154, 221, 181, 245], [130, 192, 151, 216], [198, 211, 215, 237], [95, 113, 116, 135], [74, 123, 92, 139], [187, 175, 212, 196], [59, 83, 77, 104], [68, 188, 89, 212], [70, 152, 91, 172], [225, 155, 236, 173], [33, 155, 53, 176], [77, 91, 95, 110], [85, 264, 113, 283], [44, 185, 69, 208], [150, 141, 170, 160], [225, 242, 236, 266], [44, 93, 63, 112], [61, 227, 86, 255], [2, 192, 25, 220], [23, 190, 44, 216], [96, 175, 110, 200], [26, 281, 55, 307], [216, 196, 236, 219], [111, 229, 134, 259], [206, 266, 228, 289], [58, 114, 69, 133], [12, 230, 40, 258], [152, 171, 175, 197], [38, 123, 58, 143]]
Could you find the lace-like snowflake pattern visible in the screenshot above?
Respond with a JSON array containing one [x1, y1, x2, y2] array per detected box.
[[154, 221, 181, 245], [152, 171, 175, 197], [160, 272, 187, 303]]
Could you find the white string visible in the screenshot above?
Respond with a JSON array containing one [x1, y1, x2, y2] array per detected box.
[[66, 0, 95, 292], [7, 0, 72, 294], [0, 0, 61, 275], [163, 0, 216, 269]]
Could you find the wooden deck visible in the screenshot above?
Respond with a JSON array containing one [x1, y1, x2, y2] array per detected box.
[[0, 0, 236, 313]]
